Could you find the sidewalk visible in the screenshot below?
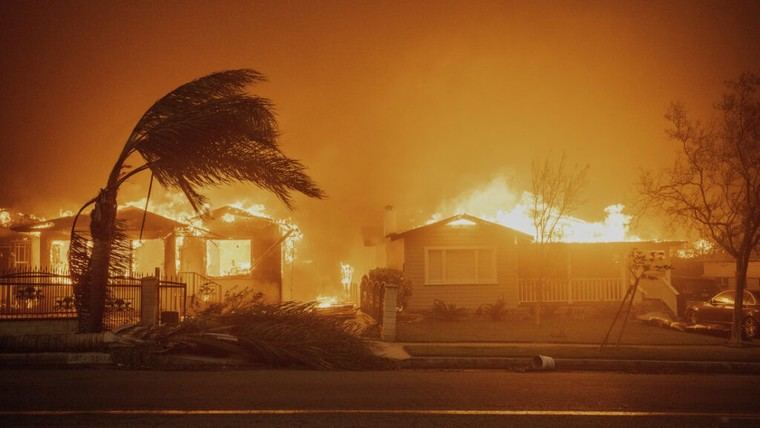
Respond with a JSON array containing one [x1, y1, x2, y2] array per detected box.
[[388, 341, 760, 373]]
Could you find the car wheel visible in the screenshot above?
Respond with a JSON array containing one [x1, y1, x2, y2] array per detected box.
[[686, 310, 699, 325], [742, 317, 759, 340]]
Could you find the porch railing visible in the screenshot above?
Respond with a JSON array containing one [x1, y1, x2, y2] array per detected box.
[[519, 277, 625, 304]]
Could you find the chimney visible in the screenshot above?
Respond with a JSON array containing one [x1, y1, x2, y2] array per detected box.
[[383, 205, 397, 237]]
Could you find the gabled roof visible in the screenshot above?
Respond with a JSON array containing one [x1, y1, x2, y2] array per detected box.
[[204, 206, 274, 224], [11, 207, 184, 237], [389, 213, 533, 241], [199, 205, 278, 239]]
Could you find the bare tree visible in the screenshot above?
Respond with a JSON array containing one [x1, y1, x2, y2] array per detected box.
[[70, 69, 325, 332], [530, 153, 588, 325], [640, 73, 760, 345]]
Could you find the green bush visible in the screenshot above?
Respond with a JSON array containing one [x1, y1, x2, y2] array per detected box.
[[476, 298, 508, 321], [367, 268, 412, 310], [432, 299, 468, 321]]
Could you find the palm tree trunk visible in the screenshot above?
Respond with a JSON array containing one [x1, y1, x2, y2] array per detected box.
[[78, 188, 118, 333]]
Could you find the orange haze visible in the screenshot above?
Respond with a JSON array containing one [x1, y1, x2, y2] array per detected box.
[[1, 1, 759, 296]]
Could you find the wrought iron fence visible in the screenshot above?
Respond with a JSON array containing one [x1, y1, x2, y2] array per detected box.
[[178, 271, 224, 308], [0, 267, 188, 330], [0, 268, 76, 319]]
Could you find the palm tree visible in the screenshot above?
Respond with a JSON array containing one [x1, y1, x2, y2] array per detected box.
[[69, 69, 325, 332]]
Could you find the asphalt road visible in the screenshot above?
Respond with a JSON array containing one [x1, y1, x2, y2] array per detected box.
[[1, 369, 759, 427]]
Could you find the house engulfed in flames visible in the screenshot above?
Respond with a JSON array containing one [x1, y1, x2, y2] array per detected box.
[[7, 205, 286, 303]]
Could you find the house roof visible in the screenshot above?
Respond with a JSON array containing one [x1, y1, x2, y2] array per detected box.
[[11, 207, 184, 238], [389, 213, 533, 241], [199, 206, 278, 239], [0, 227, 27, 240]]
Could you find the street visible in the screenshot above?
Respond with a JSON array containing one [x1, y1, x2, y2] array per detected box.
[[1, 369, 759, 427]]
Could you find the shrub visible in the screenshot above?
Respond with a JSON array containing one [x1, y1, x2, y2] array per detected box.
[[476, 298, 508, 321], [367, 268, 412, 310], [432, 299, 468, 321]]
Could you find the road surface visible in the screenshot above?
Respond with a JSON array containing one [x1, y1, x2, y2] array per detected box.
[[1, 369, 759, 427]]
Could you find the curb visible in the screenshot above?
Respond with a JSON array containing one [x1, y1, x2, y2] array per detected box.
[[403, 356, 760, 373], [0, 352, 112, 368]]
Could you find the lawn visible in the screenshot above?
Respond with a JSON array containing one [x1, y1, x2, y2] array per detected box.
[[396, 314, 728, 345]]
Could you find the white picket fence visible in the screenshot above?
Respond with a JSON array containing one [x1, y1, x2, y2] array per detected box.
[[519, 278, 626, 304]]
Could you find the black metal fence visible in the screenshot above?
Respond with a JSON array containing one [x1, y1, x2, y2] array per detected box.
[[0, 269, 76, 319], [359, 275, 384, 323], [0, 267, 188, 330]]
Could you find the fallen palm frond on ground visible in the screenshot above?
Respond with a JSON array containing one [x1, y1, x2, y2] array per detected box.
[[113, 290, 391, 370], [637, 312, 730, 337]]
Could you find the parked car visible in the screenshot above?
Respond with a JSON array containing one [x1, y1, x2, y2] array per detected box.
[[684, 290, 760, 339]]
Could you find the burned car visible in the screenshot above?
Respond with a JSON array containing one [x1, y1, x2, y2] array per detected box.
[[684, 290, 760, 339]]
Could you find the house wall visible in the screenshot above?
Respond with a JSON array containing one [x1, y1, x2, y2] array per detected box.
[[401, 224, 520, 311], [179, 225, 283, 303]]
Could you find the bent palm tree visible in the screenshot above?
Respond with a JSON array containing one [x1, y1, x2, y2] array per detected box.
[[70, 69, 325, 332]]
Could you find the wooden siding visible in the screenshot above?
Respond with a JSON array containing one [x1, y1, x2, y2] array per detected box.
[[402, 224, 520, 311]]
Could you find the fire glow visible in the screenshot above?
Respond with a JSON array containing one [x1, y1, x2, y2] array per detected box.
[[121, 193, 305, 269], [430, 178, 640, 243]]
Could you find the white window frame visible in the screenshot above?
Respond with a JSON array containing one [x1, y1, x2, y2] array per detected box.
[[424, 246, 497, 285]]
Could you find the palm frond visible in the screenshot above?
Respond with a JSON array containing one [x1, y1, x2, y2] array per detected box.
[[116, 291, 389, 370], [125, 69, 324, 211], [108, 220, 131, 276]]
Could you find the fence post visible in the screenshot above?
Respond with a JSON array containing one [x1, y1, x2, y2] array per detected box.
[[140, 273, 160, 327], [381, 283, 398, 342]]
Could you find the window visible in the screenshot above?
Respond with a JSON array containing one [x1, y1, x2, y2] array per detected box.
[[745, 292, 757, 306], [712, 291, 734, 305], [50, 240, 70, 272], [425, 247, 496, 285], [206, 239, 252, 277], [712, 291, 757, 306], [1, 240, 32, 270]]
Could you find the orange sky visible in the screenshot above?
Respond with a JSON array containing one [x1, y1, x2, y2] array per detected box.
[[1, 0, 759, 289]]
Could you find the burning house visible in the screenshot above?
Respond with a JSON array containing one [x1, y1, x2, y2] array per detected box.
[[8, 205, 288, 303], [378, 207, 684, 316]]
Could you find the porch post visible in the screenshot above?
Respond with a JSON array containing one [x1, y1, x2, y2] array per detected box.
[[381, 284, 399, 342], [566, 250, 573, 304], [140, 270, 160, 326]]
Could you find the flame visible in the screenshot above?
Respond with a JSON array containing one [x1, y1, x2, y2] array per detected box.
[[117, 194, 305, 265], [676, 238, 714, 258], [229, 201, 271, 218], [121, 193, 207, 236], [340, 262, 354, 288], [315, 295, 339, 308], [279, 219, 303, 265], [430, 177, 639, 243], [1, 209, 11, 227]]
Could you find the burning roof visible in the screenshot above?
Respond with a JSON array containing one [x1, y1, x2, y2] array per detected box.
[[200, 206, 278, 238], [11, 206, 184, 239]]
